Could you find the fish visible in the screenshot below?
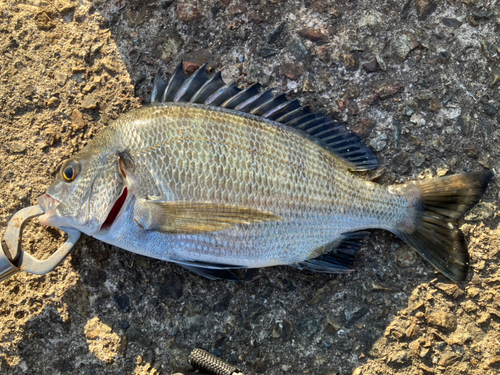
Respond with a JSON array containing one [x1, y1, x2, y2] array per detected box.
[[37, 62, 493, 282]]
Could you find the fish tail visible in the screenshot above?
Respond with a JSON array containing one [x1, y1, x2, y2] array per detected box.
[[396, 171, 493, 281]]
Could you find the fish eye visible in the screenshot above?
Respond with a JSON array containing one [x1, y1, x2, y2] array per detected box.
[[61, 161, 80, 182]]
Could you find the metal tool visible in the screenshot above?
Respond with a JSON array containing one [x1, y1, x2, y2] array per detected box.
[[189, 348, 244, 375], [0, 205, 81, 282]]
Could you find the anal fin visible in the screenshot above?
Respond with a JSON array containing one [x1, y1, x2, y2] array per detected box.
[[296, 231, 370, 273]]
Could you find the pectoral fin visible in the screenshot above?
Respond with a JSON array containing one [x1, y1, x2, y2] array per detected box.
[[134, 200, 282, 234]]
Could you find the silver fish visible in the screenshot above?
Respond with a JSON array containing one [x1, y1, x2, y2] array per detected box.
[[37, 63, 493, 281]]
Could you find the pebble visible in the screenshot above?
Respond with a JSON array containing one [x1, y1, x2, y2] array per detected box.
[[438, 350, 461, 366], [182, 61, 200, 74], [392, 32, 419, 62], [176, 3, 202, 22], [266, 22, 285, 44], [442, 18, 462, 28], [410, 113, 426, 126], [10, 142, 27, 153], [369, 133, 387, 152], [47, 97, 60, 108], [415, 0, 436, 20], [280, 63, 304, 80], [256, 47, 277, 58], [298, 28, 328, 44], [427, 311, 457, 331], [34, 11, 55, 30], [288, 37, 308, 60], [82, 95, 97, 110], [362, 59, 378, 73], [435, 283, 464, 299], [371, 80, 403, 99], [358, 10, 385, 31], [302, 78, 314, 92], [55, 71, 68, 86], [343, 54, 358, 70], [72, 109, 86, 129]]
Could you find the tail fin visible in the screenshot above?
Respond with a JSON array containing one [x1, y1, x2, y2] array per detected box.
[[397, 171, 493, 281]]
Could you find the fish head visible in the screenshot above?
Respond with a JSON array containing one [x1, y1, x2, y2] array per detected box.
[[38, 145, 127, 236]]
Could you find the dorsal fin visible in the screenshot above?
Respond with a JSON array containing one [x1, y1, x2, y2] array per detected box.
[[151, 63, 379, 171]]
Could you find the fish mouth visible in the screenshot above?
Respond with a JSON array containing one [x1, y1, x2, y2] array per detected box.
[[101, 187, 128, 231], [37, 194, 60, 227]]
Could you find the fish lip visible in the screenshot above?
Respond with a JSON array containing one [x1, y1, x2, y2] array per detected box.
[[37, 194, 60, 226]]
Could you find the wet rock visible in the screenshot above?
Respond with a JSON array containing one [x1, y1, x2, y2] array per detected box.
[[369, 133, 387, 152], [298, 28, 328, 44], [176, 3, 202, 22], [72, 109, 85, 129], [256, 47, 277, 58], [343, 54, 358, 71], [395, 247, 419, 267], [266, 22, 285, 44], [153, 27, 184, 63], [280, 63, 304, 80], [427, 311, 457, 331], [10, 142, 27, 153], [113, 294, 130, 313], [371, 80, 403, 99], [442, 17, 462, 28], [288, 37, 308, 60], [464, 202, 494, 221], [362, 59, 379, 73], [82, 95, 97, 110], [120, 320, 130, 330], [415, 0, 437, 21]]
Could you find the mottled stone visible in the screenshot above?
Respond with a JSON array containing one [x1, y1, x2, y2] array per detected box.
[[442, 17, 462, 28], [280, 63, 304, 80], [415, 0, 436, 21], [10, 142, 27, 153], [435, 283, 464, 299], [464, 202, 494, 221], [392, 32, 419, 62], [256, 48, 277, 58], [369, 133, 387, 151], [34, 12, 55, 30], [438, 350, 461, 366], [371, 80, 403, 99], [153, 27, 184, 63], [343, 54, 358, 70], [395, 247, 419, 267], [288, 37, 308, 60], [176, 3, 202, 22], [266, 22, 285, 44]]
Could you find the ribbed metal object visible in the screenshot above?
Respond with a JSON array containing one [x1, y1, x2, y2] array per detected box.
[[188, 348, 244, 375]]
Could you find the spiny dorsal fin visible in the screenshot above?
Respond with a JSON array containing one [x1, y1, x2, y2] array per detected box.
[[151, 62, 379, 171], [134, 199, 282, 235]]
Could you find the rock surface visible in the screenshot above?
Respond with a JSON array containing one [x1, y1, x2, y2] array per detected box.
[[0, 0, 499, 374]]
